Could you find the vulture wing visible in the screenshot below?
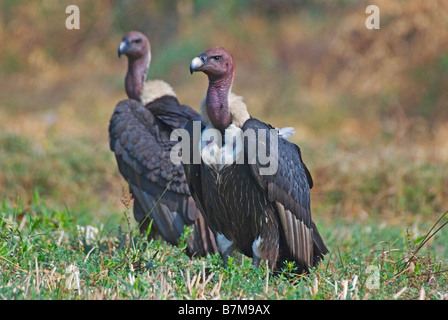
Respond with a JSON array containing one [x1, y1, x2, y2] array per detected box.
[[148, 96, 202, 129], [109, 98, 216, 256], [181, 119, 209, 224], [242, 118, 328, 268]]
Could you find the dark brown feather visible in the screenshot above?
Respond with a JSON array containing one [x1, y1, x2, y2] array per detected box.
[[242, 118, 328, 268], [182, 117, 328, 271], [109, 98, 217, 257]]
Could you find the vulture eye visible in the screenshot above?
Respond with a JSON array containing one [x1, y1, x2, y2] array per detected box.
[[134, 39, 142, 44], [212, 56, 222, 61]]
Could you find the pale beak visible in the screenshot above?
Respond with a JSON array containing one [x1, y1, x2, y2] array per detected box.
[[190, 54, 206, 74], [118, 40, 130, 57]]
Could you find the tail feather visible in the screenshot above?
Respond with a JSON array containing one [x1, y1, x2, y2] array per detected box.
[[188, 213, 218, 257], [311, 222, 329, 267]]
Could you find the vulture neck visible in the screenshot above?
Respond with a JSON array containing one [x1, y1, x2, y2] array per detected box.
[[206, 76, 233, 134], [125, 54, 150, 102]]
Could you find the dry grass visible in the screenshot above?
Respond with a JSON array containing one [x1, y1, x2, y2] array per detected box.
[[0, 193, 446, 300]]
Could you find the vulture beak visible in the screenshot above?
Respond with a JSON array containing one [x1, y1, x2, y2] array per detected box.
[[190, 54, 206, 74], [118, 39, 131, 57]]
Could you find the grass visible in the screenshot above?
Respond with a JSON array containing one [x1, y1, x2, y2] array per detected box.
[[1, 192, 446, 300], [0, 107, 446, 300]]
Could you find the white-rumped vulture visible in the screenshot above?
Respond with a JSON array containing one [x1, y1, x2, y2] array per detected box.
[[109, 31, 217, 257], [184, 47, 328, 272]]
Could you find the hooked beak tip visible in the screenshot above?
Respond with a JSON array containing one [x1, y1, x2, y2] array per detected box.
[[190, 56, 205, 74], [118, 41, 128, 58]]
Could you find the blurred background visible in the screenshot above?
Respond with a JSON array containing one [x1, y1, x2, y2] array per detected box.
[[0, 0, 447, 226]]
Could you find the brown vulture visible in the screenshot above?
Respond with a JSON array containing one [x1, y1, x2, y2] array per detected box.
[[108, 31, 217, 257], [184, 47, 328, 272]]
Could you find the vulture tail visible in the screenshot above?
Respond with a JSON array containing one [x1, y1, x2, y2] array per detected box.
[[311, 222, 329, 267], [187, 214, 218, 258]]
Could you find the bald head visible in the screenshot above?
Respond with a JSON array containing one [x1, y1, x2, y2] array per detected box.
[[190, 47, 238, 132], [119, 31, 152, 101], [190, 47, 235, 83], [118, 31, 151, 60]]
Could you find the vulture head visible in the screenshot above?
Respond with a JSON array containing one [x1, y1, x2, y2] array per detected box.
[[118, 31, 152, 102], [118, 31, 151, 61], [190, 47, 235, 83], [190, 47, 239, 132]]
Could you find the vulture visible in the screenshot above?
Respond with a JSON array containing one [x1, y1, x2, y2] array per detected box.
[[184, 47, 328, 272], [108, 31, 217, 257]]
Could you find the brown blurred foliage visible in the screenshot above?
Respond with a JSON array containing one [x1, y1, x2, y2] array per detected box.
[[1, 0, 447, 121], [0, 0, 447, 221]]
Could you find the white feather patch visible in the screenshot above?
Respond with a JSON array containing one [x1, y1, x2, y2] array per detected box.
[[140, 80, 177, 105], [228, 92, 250, 128], [277, 127, 296, 139], [199, 123, 244, 171], [216, 233, 233, 254], [251, 236, 263, 259]]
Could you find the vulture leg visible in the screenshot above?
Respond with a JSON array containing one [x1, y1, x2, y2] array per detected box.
[[221, 249, 234, 268], [252, 253, 262, 269], [251, 224, 280, 270], [216, 233, 234, 268]]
